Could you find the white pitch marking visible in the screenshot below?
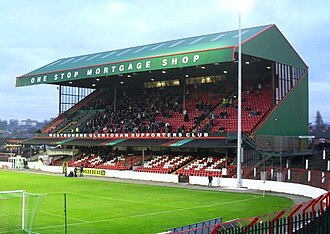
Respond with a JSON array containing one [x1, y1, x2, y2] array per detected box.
[[66, 192, 181, 209], [32, 196, 261, 231]]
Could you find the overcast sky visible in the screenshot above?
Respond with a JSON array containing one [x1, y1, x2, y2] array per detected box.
[[0, 0, 329, 123]]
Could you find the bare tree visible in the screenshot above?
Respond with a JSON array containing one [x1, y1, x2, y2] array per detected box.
[[315, 110, 324, 130]]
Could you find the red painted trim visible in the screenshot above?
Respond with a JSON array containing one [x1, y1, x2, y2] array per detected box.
[[210, 224, 221, 234], [232, 47, 237, 61], [243, 25, 274, 46], [311, 194, 324, 219], [270, 210, 285, 223], [233, 24, 274, 51], [288, 204, 303, 219], [210, 219, 240, 234], [269, 210, 285, 234], [223, 25, 275, 61], [252, 70, 308, 133], [243, 217, 259, 233], [17, 46, 235, 79], [319, 192, 330, 215], [287, 204, 303, 234], [303, 197, 318, 216]]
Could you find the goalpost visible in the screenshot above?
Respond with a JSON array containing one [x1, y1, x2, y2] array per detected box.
[[0, 190, 43, 234]]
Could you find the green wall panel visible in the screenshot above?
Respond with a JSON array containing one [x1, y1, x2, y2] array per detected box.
[[256, 73, 309, 136], [243, 26, 308, 69]]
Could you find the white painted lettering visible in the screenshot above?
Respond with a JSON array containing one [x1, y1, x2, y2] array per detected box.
[[103, 67, 109, 74], [136, 62, 142, 69], [128, 63, 133, 70], [95, 68, 101, 75], [87, 69, 93, 76], [162, 59, 168, 66], [182, 56, 189, 64], [193, 54, 200, 62], [171, 57, 178, 65], [119, 65, 125, 72], [74, 71, 79, 77], [31, 77, 35, 83], [145, 61, 151, 68]]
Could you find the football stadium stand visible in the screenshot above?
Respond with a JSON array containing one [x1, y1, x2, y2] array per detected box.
[[12, 24, 330, 234], [96, 155, 142, 170], [39, 83, 272, 135], [135, 155, 193, 174], [16, 24, 312, 181]]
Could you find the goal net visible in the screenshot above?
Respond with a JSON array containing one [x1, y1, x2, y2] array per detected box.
[[0, 190, 43, 234]]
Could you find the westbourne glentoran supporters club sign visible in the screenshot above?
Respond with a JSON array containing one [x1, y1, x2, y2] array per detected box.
[[48, 132, 209, 139]]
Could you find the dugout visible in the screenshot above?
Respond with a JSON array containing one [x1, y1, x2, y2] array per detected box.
[[16, 24, 310, 160], [8, 155, 28, 169]]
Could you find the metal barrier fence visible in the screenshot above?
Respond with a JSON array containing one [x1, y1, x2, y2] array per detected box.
[[215, 208, 330, 234], [166, 218, 222, 234], [209, 166, 330, 233], [165, 167, 330, 234], [212, 192, 330, 234]]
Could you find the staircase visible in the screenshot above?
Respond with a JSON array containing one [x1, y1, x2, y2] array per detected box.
[[242, 133, 278, 178], [42, 90, 101, 134]]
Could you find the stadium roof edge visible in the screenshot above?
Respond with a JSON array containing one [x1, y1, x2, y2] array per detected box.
[[15, 24, 275, 87], [271, 24, 308, 68], [21, 24, 272, 75]]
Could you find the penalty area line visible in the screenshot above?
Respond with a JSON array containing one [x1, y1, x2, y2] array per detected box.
[[66, 192, 182, 209], [39, 210, 88, 222]]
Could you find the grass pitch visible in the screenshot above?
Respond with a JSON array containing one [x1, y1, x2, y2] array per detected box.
[[0, 170, 293, 234]]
